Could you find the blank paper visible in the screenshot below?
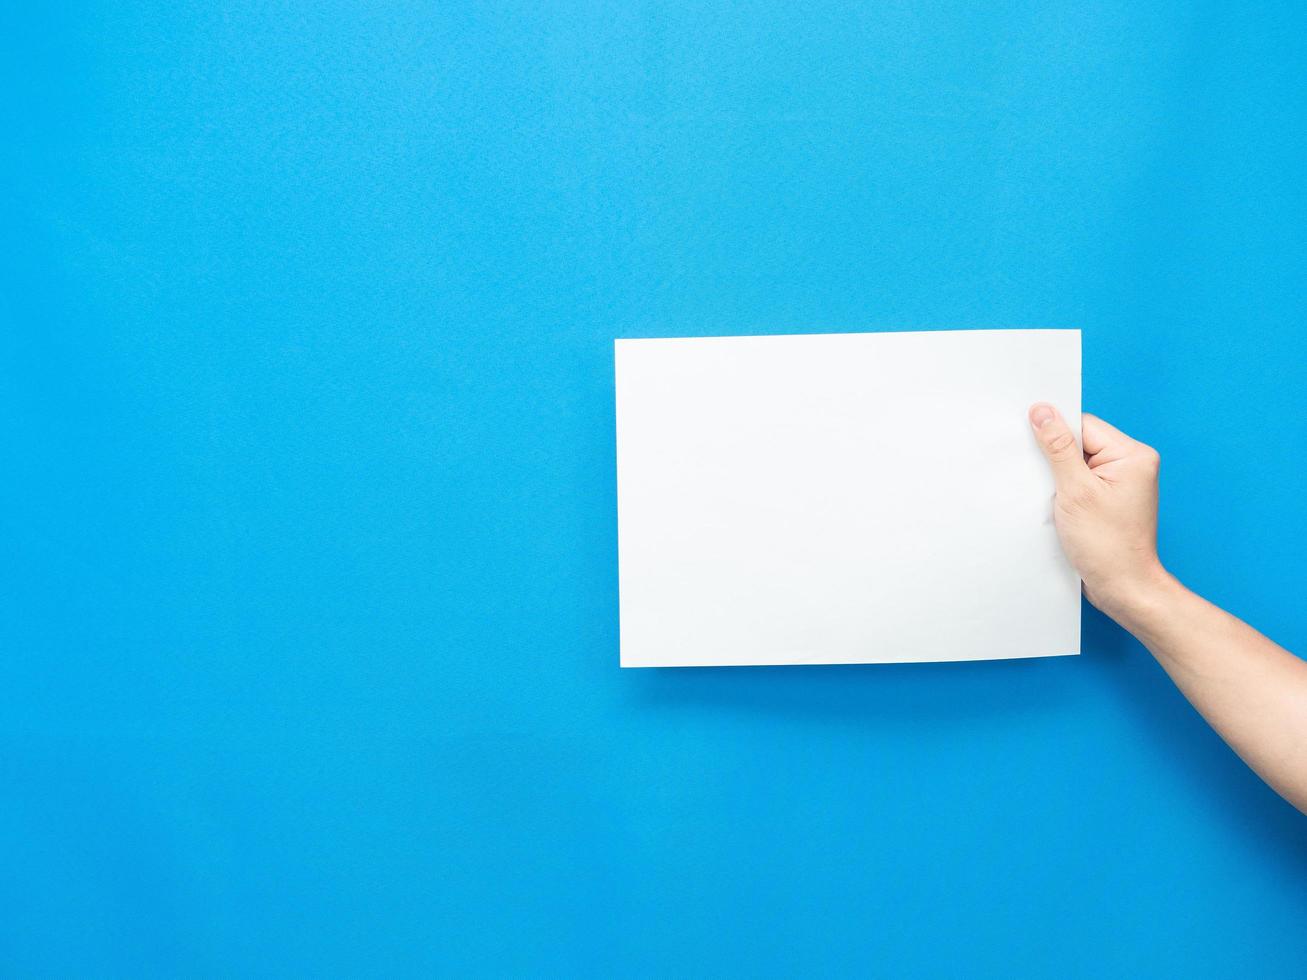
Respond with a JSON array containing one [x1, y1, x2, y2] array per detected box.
[[615, 329, 1081, 667]]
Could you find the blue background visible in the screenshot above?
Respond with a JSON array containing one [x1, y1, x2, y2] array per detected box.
[[5, 1, 1306, 976]]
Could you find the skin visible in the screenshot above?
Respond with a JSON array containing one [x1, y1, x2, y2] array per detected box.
[[1028, 402, 1307, 815]]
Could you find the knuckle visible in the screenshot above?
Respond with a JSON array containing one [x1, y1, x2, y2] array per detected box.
[[1063, 481, 1097, 510], [1044, 429, 1078, 458], [1139, 445, 1161, 470]]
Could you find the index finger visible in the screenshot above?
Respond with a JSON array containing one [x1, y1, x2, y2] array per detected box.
[[1081, 413, 1139, 463]]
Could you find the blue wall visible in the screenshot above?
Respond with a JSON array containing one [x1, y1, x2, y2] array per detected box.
[[5, 2, 1306, 976]]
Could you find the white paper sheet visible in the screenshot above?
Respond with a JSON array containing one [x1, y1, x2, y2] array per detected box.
[[615, 329, 1081, 667]]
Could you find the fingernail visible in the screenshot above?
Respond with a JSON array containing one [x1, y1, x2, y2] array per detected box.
[[1030, 404, 1056, 429]]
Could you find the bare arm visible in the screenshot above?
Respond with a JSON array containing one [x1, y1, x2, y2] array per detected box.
[[1029, 403, 1307, 814]]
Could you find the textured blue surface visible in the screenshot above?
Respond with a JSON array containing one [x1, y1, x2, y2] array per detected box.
[[4, 2, 1307, 976]]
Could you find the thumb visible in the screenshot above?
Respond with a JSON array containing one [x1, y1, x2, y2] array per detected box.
[[1028, 403, 1088, 489]]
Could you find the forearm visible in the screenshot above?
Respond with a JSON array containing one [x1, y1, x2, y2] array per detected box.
[[1103, 569, 1307, 813]]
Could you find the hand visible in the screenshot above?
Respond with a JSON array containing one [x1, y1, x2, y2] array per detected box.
[[1030, 406, 1307, 816], [1028, 404, 1167, 620]]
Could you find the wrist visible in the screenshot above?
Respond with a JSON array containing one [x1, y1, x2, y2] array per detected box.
[[1088, 560, 1184, 634]]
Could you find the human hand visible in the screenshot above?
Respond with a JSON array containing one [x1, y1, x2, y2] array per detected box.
[[1029, 407, 1307, 818], [1028, 404, 1168, 621]]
